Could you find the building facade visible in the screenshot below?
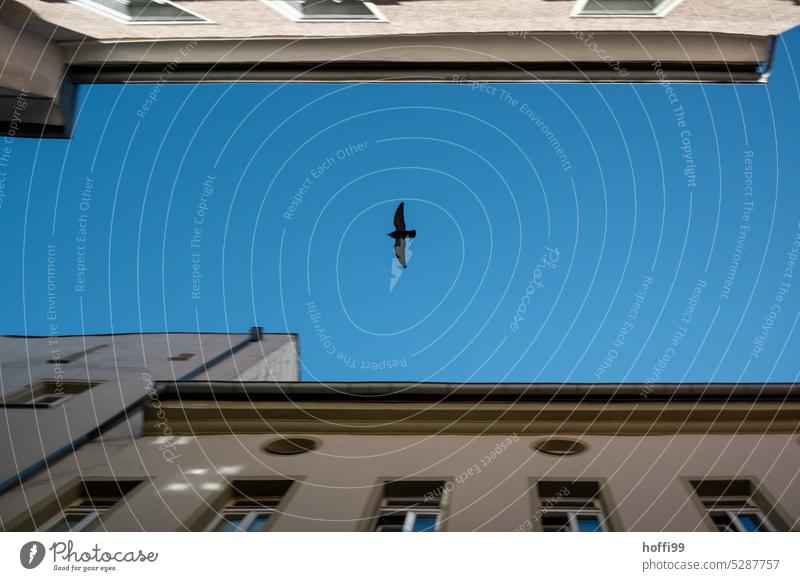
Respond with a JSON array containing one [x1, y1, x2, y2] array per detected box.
[[0, 329, 299, 495], [3, 0, 800, 136], [1, 378, 798, 532]]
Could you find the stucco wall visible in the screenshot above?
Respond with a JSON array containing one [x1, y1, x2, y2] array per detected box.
[[3, 431, 797, 531], [0, 332, 298, 485], [14, 0, 800, 41]]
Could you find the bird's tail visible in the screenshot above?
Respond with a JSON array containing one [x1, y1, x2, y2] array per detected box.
[[406, 230, 417, 238]]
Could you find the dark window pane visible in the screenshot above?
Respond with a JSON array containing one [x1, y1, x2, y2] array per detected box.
[[541, 515, 570, 532], [711, 513, 734, 532], [376, 513, 407, 531]]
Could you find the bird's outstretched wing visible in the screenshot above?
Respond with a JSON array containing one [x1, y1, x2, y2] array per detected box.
[[394, 237, 407, 269], [393, 202, 406, 231]]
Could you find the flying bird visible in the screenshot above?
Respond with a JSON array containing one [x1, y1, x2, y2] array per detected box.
[[388, 202, 416, 269]]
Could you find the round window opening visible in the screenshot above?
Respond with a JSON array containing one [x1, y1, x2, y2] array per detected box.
[[263, 437, 319, 455], [532, 438, 588, 456]]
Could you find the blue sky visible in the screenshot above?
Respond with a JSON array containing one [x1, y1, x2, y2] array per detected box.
[[2, 29, 800, 383]]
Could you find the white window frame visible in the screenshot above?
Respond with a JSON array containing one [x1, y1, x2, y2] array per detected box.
[[541, 498, 608, 532], [264, 0, 388, 23], [572, 0, 684, 18], [700, 495, 776, 532], [375, 507, 442, 532], [68, 0, 213, 25], [41, 498, 116, 532], [206, 497, 282, 532], [374, 495, 443, 532]]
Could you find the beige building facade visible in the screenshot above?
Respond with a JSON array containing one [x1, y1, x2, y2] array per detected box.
[[1, 379, 798, 532], [3, 0, 800, 136]]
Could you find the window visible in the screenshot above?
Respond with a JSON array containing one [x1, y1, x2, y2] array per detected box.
[[1, 379, 102, 408], [540, 498, 607, 531], [42, 480, 142, 532], [533, 438, 588, 456], [71, 0, 207, 23], [538, 481, 609, 532], [374, 481, 445, 532], [266, 0, 385, 22], [573, 0, 683, 16], [263, 437, 319, 455], [207, 480, 293, 532], [692, 480, 778, 532]]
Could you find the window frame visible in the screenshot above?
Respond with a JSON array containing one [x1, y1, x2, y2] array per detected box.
[[698, 494, 776, 533], [41, 497, 113, 532], [29, 394, 71, 407], [374, 496, 443, 532], [264, 0, 388, 23], [688, 479, 786, 533], [372, 481, 448, 533], [38, 479, 144, 532], [540, 497, 609, 532], [0, 379, 103, 408], [206, 496, 283, 532], [203, 480, 294, 532], [533, 479, 616, 532], [572, 0, 684, 18], [68, 0, 213, 25]]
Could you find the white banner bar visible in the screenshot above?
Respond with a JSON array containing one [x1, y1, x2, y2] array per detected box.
[[1, 533, 797, 580]]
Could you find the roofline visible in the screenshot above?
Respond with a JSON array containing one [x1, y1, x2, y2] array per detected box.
[[159, 381, 800, 402], [63, 30, 775, 84], [67, 61, 767, 84], [0, 330, 298, 339]]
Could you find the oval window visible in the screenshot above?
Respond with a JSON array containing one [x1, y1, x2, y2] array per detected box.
[[263, 437, 319, 455], [532, 438, 588, 456]]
